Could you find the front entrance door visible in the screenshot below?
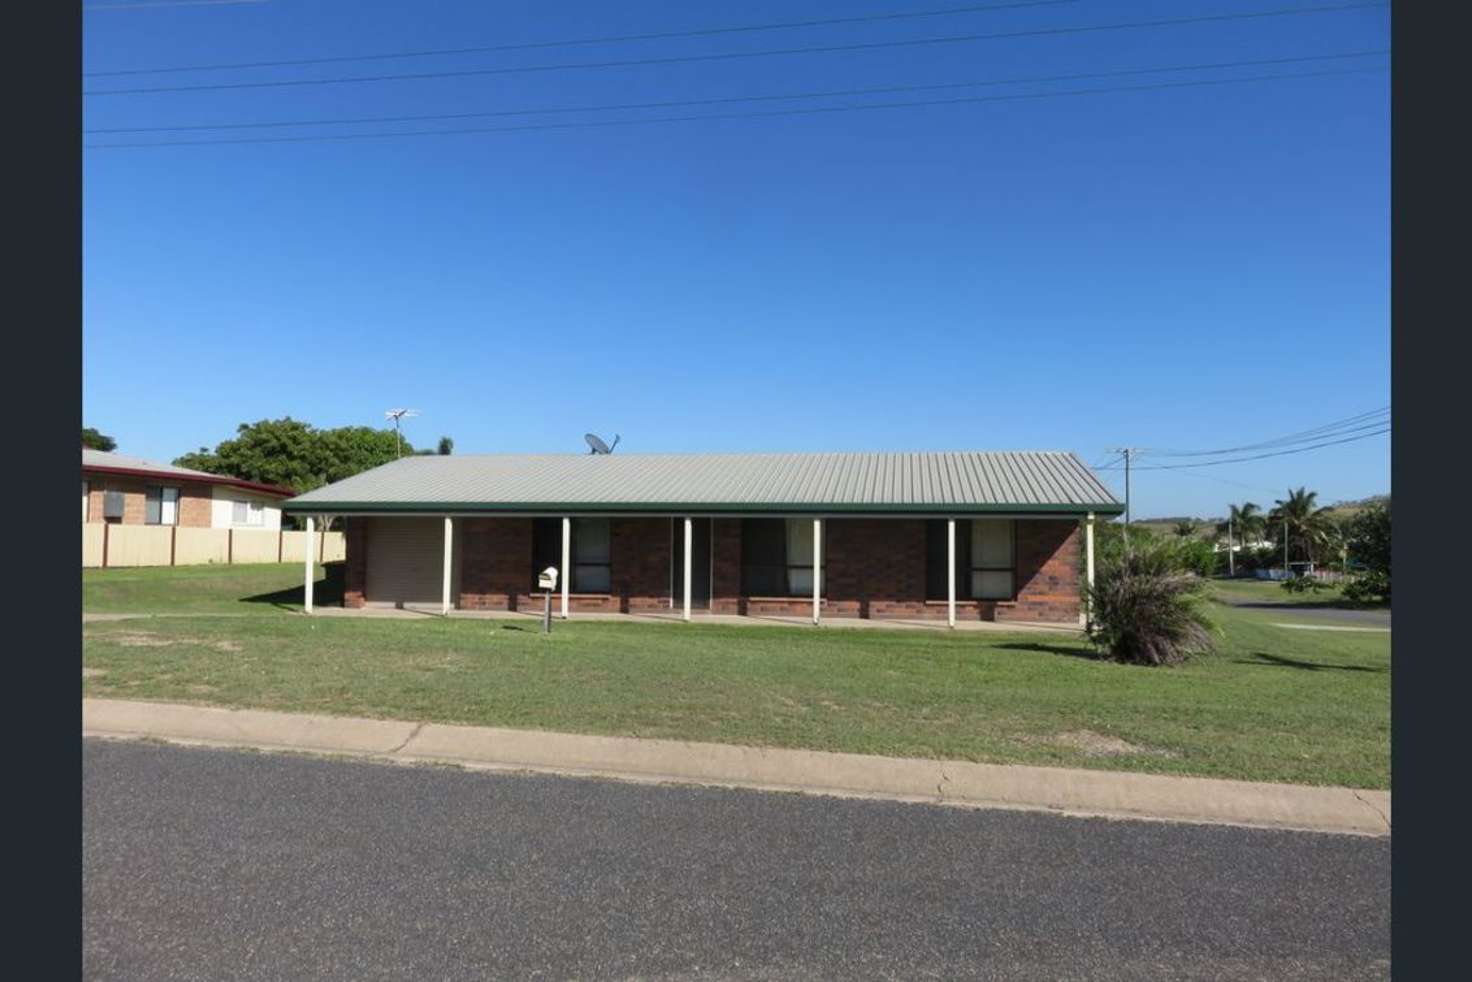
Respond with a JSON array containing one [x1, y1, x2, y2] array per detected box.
[[670, 518, 711, 609]]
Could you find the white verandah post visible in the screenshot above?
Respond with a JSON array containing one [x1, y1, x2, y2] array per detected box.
[[683, 517, 693, 622], [441, 516, 453, 615], [947, 518, 956, 628], [812, 518, 822, 626], [561, 516, 571, 619], [1085, 512, 1096, 627], [303, 515, 315, 614]]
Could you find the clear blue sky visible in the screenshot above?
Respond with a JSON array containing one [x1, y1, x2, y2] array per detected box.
[[83, 0, 1389, 519]]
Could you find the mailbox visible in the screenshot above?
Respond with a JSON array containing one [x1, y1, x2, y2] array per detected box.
[[538, 566, 558, 591]]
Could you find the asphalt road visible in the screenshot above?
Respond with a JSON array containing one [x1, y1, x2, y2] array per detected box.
[[1215, 595, 1391, 627], [83, 740, 1389, 981]]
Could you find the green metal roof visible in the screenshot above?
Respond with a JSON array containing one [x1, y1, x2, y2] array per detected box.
[[284, 452, 1123, 516]]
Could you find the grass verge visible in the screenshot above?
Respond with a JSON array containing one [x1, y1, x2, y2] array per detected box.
[[83, 580, 1389, 788]]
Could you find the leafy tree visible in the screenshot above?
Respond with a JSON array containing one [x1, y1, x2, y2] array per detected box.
[[175, 417, 411, 494], [1342, 500, 1391, 602], [82, 427, 116, 451], [1172, 519, 1199, 538]]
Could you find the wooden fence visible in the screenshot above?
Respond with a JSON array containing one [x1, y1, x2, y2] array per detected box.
[[82, 524, 345, 569]]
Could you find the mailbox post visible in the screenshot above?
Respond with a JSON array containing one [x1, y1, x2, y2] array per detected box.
[[538, 566, 558, 633]]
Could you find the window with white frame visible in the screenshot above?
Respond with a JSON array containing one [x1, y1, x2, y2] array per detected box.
[[145, 486, 180, 526], [231, 498, 265, 526], [83, 481, 89, 522]]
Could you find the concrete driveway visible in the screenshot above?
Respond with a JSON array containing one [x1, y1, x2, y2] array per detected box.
[[84, 740, 1390, 981]]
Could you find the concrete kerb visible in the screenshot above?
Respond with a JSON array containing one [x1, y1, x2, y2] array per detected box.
[[82, 698, 1390, 837]]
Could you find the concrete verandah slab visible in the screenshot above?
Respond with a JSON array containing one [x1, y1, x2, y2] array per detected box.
[[307, 604, 1086, 634], [83, 698, 1389, 837]]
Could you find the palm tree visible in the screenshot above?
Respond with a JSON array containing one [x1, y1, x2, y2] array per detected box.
[[1215, 502, 1264, 544], [1173, 520, 1199, 538], [1215, 502, 1264, 577], [1268, 487, 1336, 565]]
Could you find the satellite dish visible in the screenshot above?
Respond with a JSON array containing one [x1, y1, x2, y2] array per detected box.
[[585, 433, 620, 455]]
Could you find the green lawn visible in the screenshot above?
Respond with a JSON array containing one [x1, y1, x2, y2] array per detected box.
[[83, 563, 334, 614], [82, 565, 1389, 788], [1209, 577, 1386, 609]]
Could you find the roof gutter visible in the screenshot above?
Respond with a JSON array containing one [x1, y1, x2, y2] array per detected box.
[[282, 500, 1125, 517], [84, 464, 294, 499]]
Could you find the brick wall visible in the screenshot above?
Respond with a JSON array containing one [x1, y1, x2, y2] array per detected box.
[[1000, 519, 1081, 624], [612, 517, 672, 613], [83, 473, 213, 528], [343, 513, 1082, 623], [458, 518, 533, 610]]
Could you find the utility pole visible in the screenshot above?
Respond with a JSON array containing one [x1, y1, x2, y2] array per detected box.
[[1106, 448, 1139, 537], [1227, 513, 1235, 578]]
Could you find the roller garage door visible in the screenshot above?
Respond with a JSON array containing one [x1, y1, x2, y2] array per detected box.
[[365, 517, 445, 607]]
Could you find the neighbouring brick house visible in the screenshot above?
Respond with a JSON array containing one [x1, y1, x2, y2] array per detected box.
[[83, 449, 293, 529], [284, 451, 1122, 626]]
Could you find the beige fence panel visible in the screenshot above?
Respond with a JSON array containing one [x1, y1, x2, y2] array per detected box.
[[175, 527, 230, 565], [281, 530, 345, 563], [231, 528, 281, 564], [280, 530, 309, 563], [83, 524, 104, 568], [107, 525, 174, 567], [82, 525, 347, 568]]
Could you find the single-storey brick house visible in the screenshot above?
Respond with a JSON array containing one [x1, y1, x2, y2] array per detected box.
[[83, 449, 293, 529], [283, 451, 1122, 626]]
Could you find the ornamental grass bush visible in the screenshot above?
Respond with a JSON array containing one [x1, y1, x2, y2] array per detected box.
[[1086, 535, 1219, 667]]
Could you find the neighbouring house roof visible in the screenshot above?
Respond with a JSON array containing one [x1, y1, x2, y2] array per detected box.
[[82, 449, 294, 499], [283, 451, 1123, 516]]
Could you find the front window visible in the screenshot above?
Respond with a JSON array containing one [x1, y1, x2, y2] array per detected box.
[[925, 519, 1017, 600], [531, 518, 612, 593], [970, 520, 1015, 600], [572, 518, 611, 593], [145, 486, 179, 526], [741, 518, 824, 597]]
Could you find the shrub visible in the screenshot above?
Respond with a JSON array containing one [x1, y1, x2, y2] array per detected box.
[[1173, 538, 1221, 578], [1342, 570, 1391, 604], [1086, 538, 1219, 666], [1281, 574, 1325, 595]]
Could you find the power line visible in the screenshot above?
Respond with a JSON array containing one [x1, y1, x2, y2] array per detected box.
[[86, 0, 267, 10], [85, 65, 1387, 149], [85, 0, 1078, 77], [1141, 466, 1285, 495], [83, 2, 1387, 97], [85, 50, 1388, 135], [1141, 405, 1388, 457], [1098, 427, 1389, 470]]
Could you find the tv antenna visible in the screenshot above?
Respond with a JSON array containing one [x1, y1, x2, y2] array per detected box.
[[585, 432, 620, 455], [385, 408, 420, 457]]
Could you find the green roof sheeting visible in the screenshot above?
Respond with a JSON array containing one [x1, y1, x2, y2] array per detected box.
[[284, 451, 1123, 516]]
